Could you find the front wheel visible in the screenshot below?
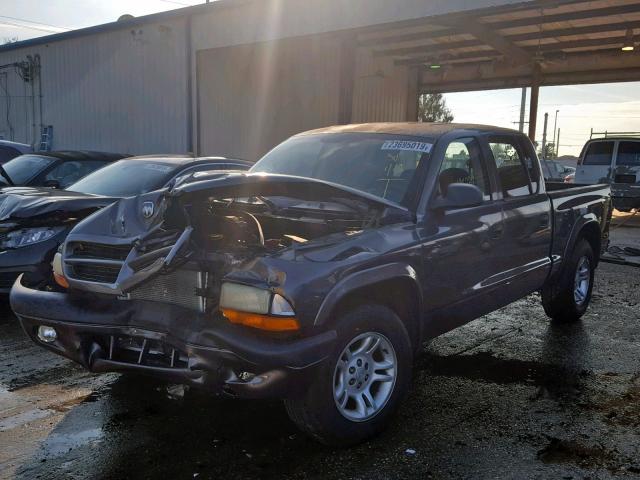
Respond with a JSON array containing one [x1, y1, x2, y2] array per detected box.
[[542, 239, 595, 322], [284, 304, 413, 446]]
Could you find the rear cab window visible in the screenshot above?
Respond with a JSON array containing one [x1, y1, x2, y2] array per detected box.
[[487, 135, 537, 198], [582, 141, 614, 166], [616, 141, 640, 166]]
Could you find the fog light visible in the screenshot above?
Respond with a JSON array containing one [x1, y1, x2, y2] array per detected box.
[[37, 325, 57, 343]]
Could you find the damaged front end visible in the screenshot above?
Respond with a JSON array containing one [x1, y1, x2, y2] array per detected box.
[[12, 173, 411, 396], [0, 188, 114, 291]]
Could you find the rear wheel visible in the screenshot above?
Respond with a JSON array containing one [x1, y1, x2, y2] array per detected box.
[[284, 304, 412, 446], [542, 239, 595, 322]]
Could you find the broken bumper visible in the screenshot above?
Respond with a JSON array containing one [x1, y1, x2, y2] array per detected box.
[[10, 276, 336, 398]]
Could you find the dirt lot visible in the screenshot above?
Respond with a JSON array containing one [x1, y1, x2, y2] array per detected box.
[[1, 261, 639, 480]]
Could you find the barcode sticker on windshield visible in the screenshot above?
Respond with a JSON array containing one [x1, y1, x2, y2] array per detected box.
[[381, 140, 432, 153]]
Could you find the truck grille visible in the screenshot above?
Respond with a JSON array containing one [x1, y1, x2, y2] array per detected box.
[[70, 264, 122, 283], [70, 242, 131, 261], [125, 269, 205, 312], [65, 241, 132, 284]]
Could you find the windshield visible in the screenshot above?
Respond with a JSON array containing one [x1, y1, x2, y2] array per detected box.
[[250, 133, 433, 205], [0, 155, 56, 185], [67, 160, 176, 197]]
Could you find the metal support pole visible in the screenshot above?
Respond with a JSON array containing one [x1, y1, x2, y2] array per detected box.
[[556, 128, 560, 158], [407, 67, 419, 121], [528, 83, 539, 143], [518, 87, 526, 133], [541, 112, 549, 160]]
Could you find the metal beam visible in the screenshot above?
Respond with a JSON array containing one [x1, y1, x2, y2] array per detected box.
[[446, 19, 531, 65], [419, 48, 640, 92], [358, 3, 640, 49], [338, 34, 357, 125], [387, 31, 640, 67], [355, 0, 594, 40], [406, 67, 419, 121], [373, 39, 483, 58], [419, 67, 640, 94]]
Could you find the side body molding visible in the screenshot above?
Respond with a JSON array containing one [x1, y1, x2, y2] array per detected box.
[[313, 262, 423, 327]]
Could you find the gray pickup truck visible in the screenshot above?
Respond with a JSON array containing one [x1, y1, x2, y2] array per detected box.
[[575, 136, 640, 211], [11, 123, 612, 446]]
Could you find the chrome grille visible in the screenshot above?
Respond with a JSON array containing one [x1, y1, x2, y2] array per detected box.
[[125, 269, 205, 312]]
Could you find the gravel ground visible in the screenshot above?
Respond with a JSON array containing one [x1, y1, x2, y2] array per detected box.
[[1, 261, 639, 480]]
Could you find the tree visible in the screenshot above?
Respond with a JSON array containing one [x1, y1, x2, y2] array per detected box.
[[540, 142, 556, 160], [418, 93, 454, 123]]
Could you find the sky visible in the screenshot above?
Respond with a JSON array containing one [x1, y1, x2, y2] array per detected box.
[[2, 0, 640, 157], [444, 84, 640, 157]]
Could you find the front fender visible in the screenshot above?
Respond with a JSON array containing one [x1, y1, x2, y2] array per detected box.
[[313, 262, 423, 327]]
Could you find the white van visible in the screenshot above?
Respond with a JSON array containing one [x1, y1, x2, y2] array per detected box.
[[575, 136, 640, 211]]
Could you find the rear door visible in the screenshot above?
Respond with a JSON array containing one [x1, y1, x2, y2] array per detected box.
[[576, 140, 615, 185], [485, 134, 552, 297]]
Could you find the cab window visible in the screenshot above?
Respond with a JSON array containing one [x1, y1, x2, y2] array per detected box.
[[617, 142, 640, 166], [488, 138, 532, 197], [438, 138, 491, 201], [583, 142, 614, 166]]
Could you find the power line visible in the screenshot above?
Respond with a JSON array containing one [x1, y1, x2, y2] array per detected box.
[[0, 15, 70, 31], [0, 20, 67, 34]]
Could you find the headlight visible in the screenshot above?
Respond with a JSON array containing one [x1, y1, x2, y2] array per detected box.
[[220, 283, 298, 331], [1, 226, 65, 249]]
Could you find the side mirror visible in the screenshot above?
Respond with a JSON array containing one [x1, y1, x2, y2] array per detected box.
[[43, 179, 61, 189], [432, 183, 484, 210]]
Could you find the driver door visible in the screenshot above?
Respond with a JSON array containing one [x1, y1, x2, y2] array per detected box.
[[421, 136, 507, 336]]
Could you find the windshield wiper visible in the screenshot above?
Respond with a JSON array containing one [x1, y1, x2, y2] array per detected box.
[[0, 165, 14, 186]]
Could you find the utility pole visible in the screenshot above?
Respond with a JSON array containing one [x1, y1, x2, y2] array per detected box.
[[541, 112, 549, 160], [518, 87, 527, 133], [552, 109, 559, 159], [556, 128, 560, 158]]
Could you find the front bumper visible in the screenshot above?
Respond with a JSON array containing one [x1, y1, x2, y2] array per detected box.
[[10, 276, 336, 398]]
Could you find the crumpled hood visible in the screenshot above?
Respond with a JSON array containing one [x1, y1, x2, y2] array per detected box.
[[175, 172, 407, 211], [66, 173, 412, 243], [0, 187, 116, 223]]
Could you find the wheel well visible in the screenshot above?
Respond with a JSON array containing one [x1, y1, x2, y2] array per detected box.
[[328, 278, 422, 353], [578, 222, 602, 264]]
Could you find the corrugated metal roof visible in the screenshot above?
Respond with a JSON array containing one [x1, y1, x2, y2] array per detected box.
[[0, 0, 255, 54]]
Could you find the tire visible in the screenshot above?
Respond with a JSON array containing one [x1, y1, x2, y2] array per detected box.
[[541, 239, 595, 323], [284, 304, 413, 446]]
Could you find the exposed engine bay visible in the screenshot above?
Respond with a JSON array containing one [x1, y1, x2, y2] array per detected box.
[[57, 173, 411, 314]]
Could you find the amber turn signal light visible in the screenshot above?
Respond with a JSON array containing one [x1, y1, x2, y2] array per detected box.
[[53, 272, 69, 289], [221, 308, 300, 332]]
